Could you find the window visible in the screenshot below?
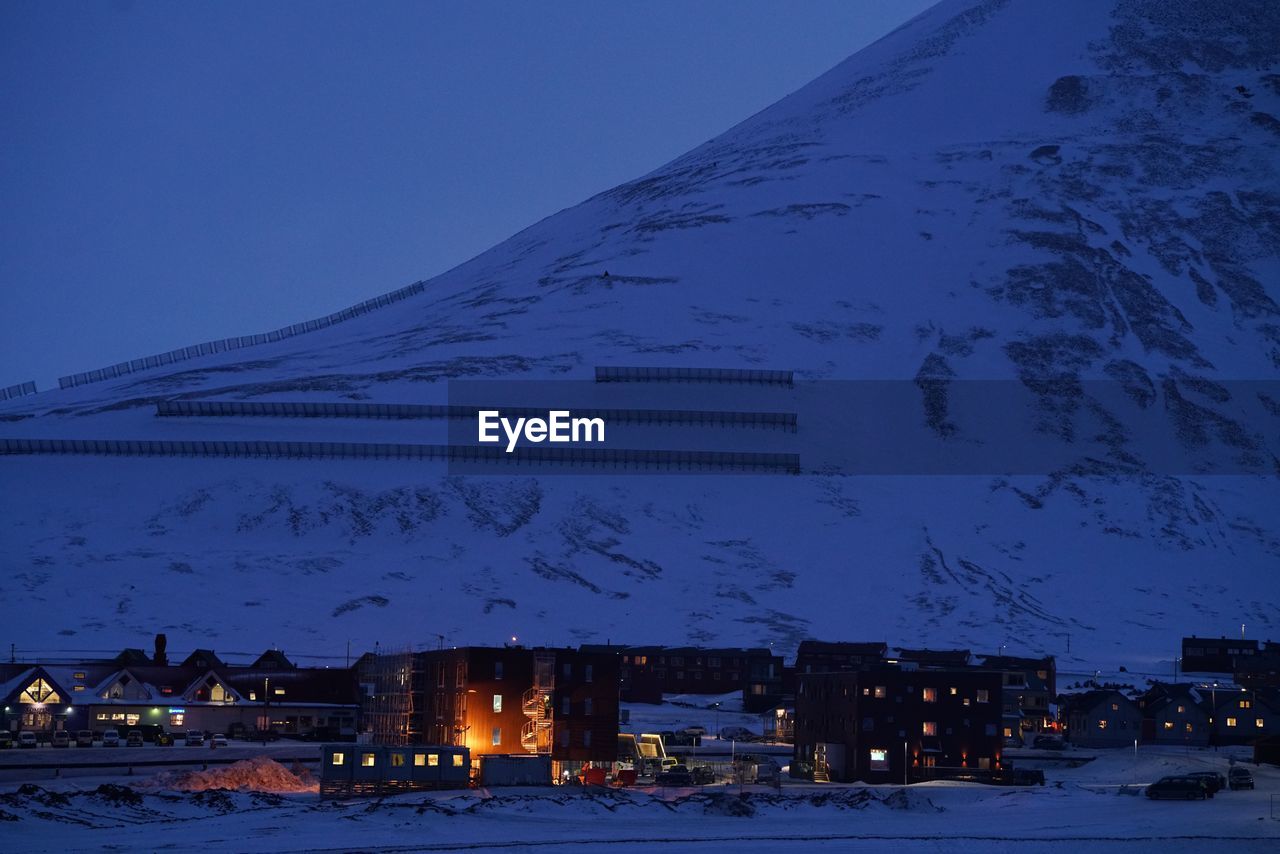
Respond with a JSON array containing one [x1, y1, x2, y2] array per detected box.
[[19, 678, 60, 705], [274, 688, 285, 696], [1111, 703, 1118, 711], [1098, 719, 1108, 729], [414, 754, 427, 767], [492, 727, 502, 746], [1240, 700, 1252, 709], [391, 752, 405, 767], [563, 662, 572, 679], [922, 721, 937, 736], [73, 685, 85, 692], [1226, 717, 1237, 727], [585, 665, 593, 683], [869, 748, 889, 771], [170, 712, 184, 728], [949, 687, 957, 696], [1176, 705, 1185, 714], [873, 686, 886, 699], [584, 698, 593, 716], [495, 661, 504, 681], [922, 687, 937, 703], [493, 694, 503, 713], [861, 717, 874, 731], [1258, 719, 1265, 728], [331, 752, 345, 766], [73, 672, 85, 680], [456, 663, 465, 688], [562, 697, 571, 715], [985, 724, 997, 736], [1163, 721, 1174, 730], [428, 753, 440, 767], [976, 689, 990, 703], [584, 731, 592, 747], [1185, 722, 1193, 733], [453, 754, 464, 767], [558, 729, 569, 747], [708, 657, 721, 668], [361, 753, 376, 767], [437, 663, 445, 687]]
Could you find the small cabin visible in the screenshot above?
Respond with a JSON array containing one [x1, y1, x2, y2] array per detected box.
[[320, 744, 470, 797]]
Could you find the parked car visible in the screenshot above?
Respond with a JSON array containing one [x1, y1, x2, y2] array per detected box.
[[1146, 776, 1209, 800], [185, 731, 204, 746], [1032, 735, 1066, 751], [683, 725, 707, 737], [690, 765, 716, 785], [0, 732, 13, 750], [657, 756, 681, 773], [1228, 767, 1254, 790], [18, 731, 38, 749], [1185, 771, 1225, 794], [655, 766, 695, 786], [211, 733, 228, 748], [50, 730, 71, 748], [155, 731, 174, 746], [75, 730, 94, 747], [101, 729, 120, 747], [126, 730, 144, 747], [718, 726, 754, 741]]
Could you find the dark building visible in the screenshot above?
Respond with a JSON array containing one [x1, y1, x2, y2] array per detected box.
[[1211, 688, 1280, 745], [596, 645, 784, 712], [1236, 644, 1280, 689], [1181, 636, 1258, 674], [1064, 690, 1143, 748], [976, 655, 1058, 741], [793, 665, 1003, 784], [893, 648, 973, 668], [1138, 683, 1211, 746], [360, 646, 619, 774], [793, 641, 887, 676]]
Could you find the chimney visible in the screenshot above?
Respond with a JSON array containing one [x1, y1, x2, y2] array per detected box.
[[154, 633, 168, 666]]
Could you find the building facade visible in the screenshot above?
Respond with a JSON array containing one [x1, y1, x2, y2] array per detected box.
[[1064, 690, 1143, 748], [599, 645, 784, 712]]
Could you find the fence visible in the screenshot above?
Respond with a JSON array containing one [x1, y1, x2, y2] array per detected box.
[[0, 437, 801, 473], [154, 399, 798, 430], [0, 381, 38, 401], [56, 281, 427, 390], [595, 366, 794, 386]]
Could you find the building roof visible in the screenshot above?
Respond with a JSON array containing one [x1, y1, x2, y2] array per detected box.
[[795, 641, 887, 657], [893, 648, 972, 666]]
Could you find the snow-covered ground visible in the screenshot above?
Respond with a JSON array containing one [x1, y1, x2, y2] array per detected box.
[[1, 747, 1277, 852]]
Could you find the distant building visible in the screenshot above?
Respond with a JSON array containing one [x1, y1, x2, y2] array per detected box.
[[1064, 690, 1143, 748], [591, 645, 784, 712], [1209, 688, 1280, 745], [893, 648, 972, 668], [793, 665, 1002, 784], [1235, 644, 1280, 689], [793, 641, 887, 676], [976, 654, 1058, 741], [1181, 636, 1258, 675], [360, 646, 618, 779], [1138, 683, 1211, 746]]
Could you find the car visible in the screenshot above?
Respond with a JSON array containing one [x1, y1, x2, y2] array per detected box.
[[155, 731, 174, 746], [0, 732, 13, 750], [185, 731, 204, 746], [682, 725, 707, 737], [101, 729, 120, 747], [18, 731, 38, 749], [1146, 776, 1209, 800], [75, 730, 94, 747], [655, 766, 695, 786], [718, 726, 754, 741], [126, 730, 144, 747], [1228, 767, 1254, 790], [50, 730, 71, 748], [1185, 771, 1225, 794], [1032, 735, 1066, 751], [211, 733, 228, 748], [690, 765, 716, 785]]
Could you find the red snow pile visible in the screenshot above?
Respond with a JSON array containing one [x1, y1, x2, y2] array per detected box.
[[150, 756, 318, 793]]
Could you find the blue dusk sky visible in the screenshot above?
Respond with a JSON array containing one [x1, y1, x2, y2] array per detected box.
[[0, 0, 932, 388]]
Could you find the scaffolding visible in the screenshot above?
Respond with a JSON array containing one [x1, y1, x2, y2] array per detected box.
[[521, 651, 556, 754], [366, 648, 418, 746]]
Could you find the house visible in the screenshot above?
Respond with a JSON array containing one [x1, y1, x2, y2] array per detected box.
[[793, 665, 1003, 784], [976, 654, 1058, 741], [592, 645, 784, 711], [1064, 690, 1143, 748], [360, 646, 619, 781], [1138, 683, 1211, 746], [1210, 688, 1280, 745], [0, 642, 359, 739], [793, 641, 887, 676], [1181, 636, 1258, 675]]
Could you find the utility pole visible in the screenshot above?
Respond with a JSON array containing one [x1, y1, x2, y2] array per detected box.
[[903, 741, 908, 786]]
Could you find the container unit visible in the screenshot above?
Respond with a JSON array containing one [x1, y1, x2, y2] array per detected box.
[[320, 744, 470, 798]]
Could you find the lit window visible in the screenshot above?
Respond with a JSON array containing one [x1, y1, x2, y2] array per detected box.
[[1111, 703, 1118, 711], [249, 692, 257, 701], [391, 752, 406, 767], [492, 727, 501, 746], [428, 753, 439, 766], [1239, 700, 1251, 709], [414, 754, 426, 767], [361, 753, 376, 767], [949, 687, 957, 696], [874, 686, 886, 699], [1185, 723, 1193, 733], [976, 690, 990, 703], [1163, 721, 1173, 730], [869, 748, 889, 771], [452, 754, 464, 767], [331, 752, 345, 766], [923, 722, 937, 736], [1176, 705, 1185, 714], [73, 685, 85, 692], [1098, 719, 1108, 729], [73, 672, 86, 680], [19, 678, 60, 705], [922, 687, 937, 703], [1226, 717, 1237, 728], [274, 688, 285, 696], [170, 713, 184, 727], [493, 694, 503, 713], [1258, 719, 1265, 728]]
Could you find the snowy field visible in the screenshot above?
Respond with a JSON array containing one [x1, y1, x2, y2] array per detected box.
[[1, 746, 1277, 852]]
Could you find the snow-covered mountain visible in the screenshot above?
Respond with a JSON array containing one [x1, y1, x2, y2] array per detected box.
[[2, 0, 1278, 671]]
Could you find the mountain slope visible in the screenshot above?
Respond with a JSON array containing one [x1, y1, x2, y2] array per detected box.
[[2, 0, 1278, 670]]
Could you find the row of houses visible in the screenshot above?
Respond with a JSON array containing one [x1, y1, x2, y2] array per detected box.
[[1066, 682, 1280, 748], [1180, 635, 1280, 688]]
